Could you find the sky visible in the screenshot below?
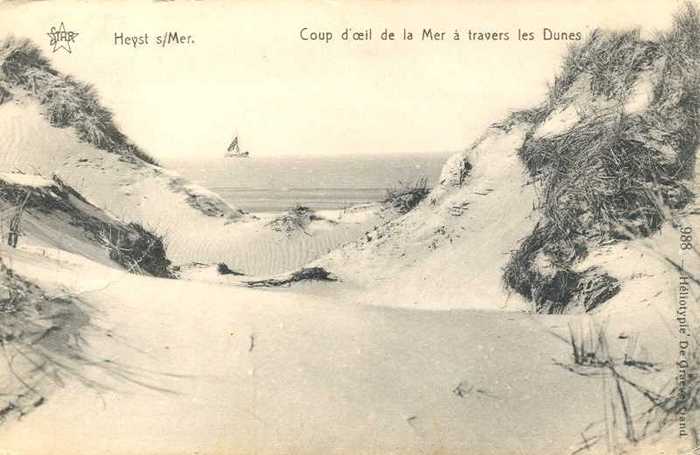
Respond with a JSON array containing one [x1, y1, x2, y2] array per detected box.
[[0, 0, 687, 162]]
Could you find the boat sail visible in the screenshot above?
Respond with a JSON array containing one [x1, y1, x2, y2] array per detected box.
[[225, 135, 250, 158]]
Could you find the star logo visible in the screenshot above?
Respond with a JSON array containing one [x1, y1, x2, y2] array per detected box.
[[47, 22, 79, 54]]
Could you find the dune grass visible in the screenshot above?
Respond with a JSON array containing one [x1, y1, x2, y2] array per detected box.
[[0, 37, 159, 166], [565, 306, 700, 452], [0, 82, 11, 105], [506, 27, 657, 127], [384, 177, 430, 214], [266, 204, 337, 236], [99, 222, 172, 278], [0, 258, 90, 425], [504, 2, 699, 313], [0, 175, 172, 278], [266, 205, 316, 235]]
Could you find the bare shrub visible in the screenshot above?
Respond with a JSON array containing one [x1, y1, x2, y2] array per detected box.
[[98, 223, 172, 278]]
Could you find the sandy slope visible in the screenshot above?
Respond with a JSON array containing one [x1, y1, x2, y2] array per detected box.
[[313, 50, 698, 325], [0, 173, 131, 269], [316, 124, 538, 311], [0, 95, 391, 276], [0, 244, 617, 455], [580, 152, 700, 360]]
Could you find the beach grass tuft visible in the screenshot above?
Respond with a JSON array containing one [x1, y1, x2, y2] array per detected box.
[[0, 37, 159, 166], [503, 2, 699, 313]]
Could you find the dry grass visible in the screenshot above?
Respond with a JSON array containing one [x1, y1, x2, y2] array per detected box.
[[552, 29, 655, 102], [503, 222, 620, 313], [504, 3, 699, 313], [0, 259, 90, 425], [0, 82, 11, 105], [567, 242, 700, 453], [0, 176, 172, 278], [508, 27, 657, 127], [649, 1, 700, 181], [99, 222, 172, 278], [639, 338, 700, 439], [568, 328, 700, 454], [0, 256, 175, 426], [521, 115, 692, 240], [384, 177, 430, 214], [266, 205, 315, 235], [560, 322, 657, 453], [0, 37, 159, 166], [266, 205, 335, 235]]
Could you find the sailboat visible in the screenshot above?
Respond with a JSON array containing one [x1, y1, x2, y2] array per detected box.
[[225, 135, 250, 158]]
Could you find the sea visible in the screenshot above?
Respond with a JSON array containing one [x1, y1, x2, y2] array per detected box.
[[170, 153, 453, 213]]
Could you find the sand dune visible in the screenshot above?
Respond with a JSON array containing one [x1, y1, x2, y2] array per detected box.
[[0, 244, 616, 455], [0, 96, 394, 276], [0, 172, 163, 271], [0, 11, 698, 453], [316, 124, 539, 311]]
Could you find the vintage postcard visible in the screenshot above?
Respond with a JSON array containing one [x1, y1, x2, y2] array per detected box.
[[0, 1, 698, 453]]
